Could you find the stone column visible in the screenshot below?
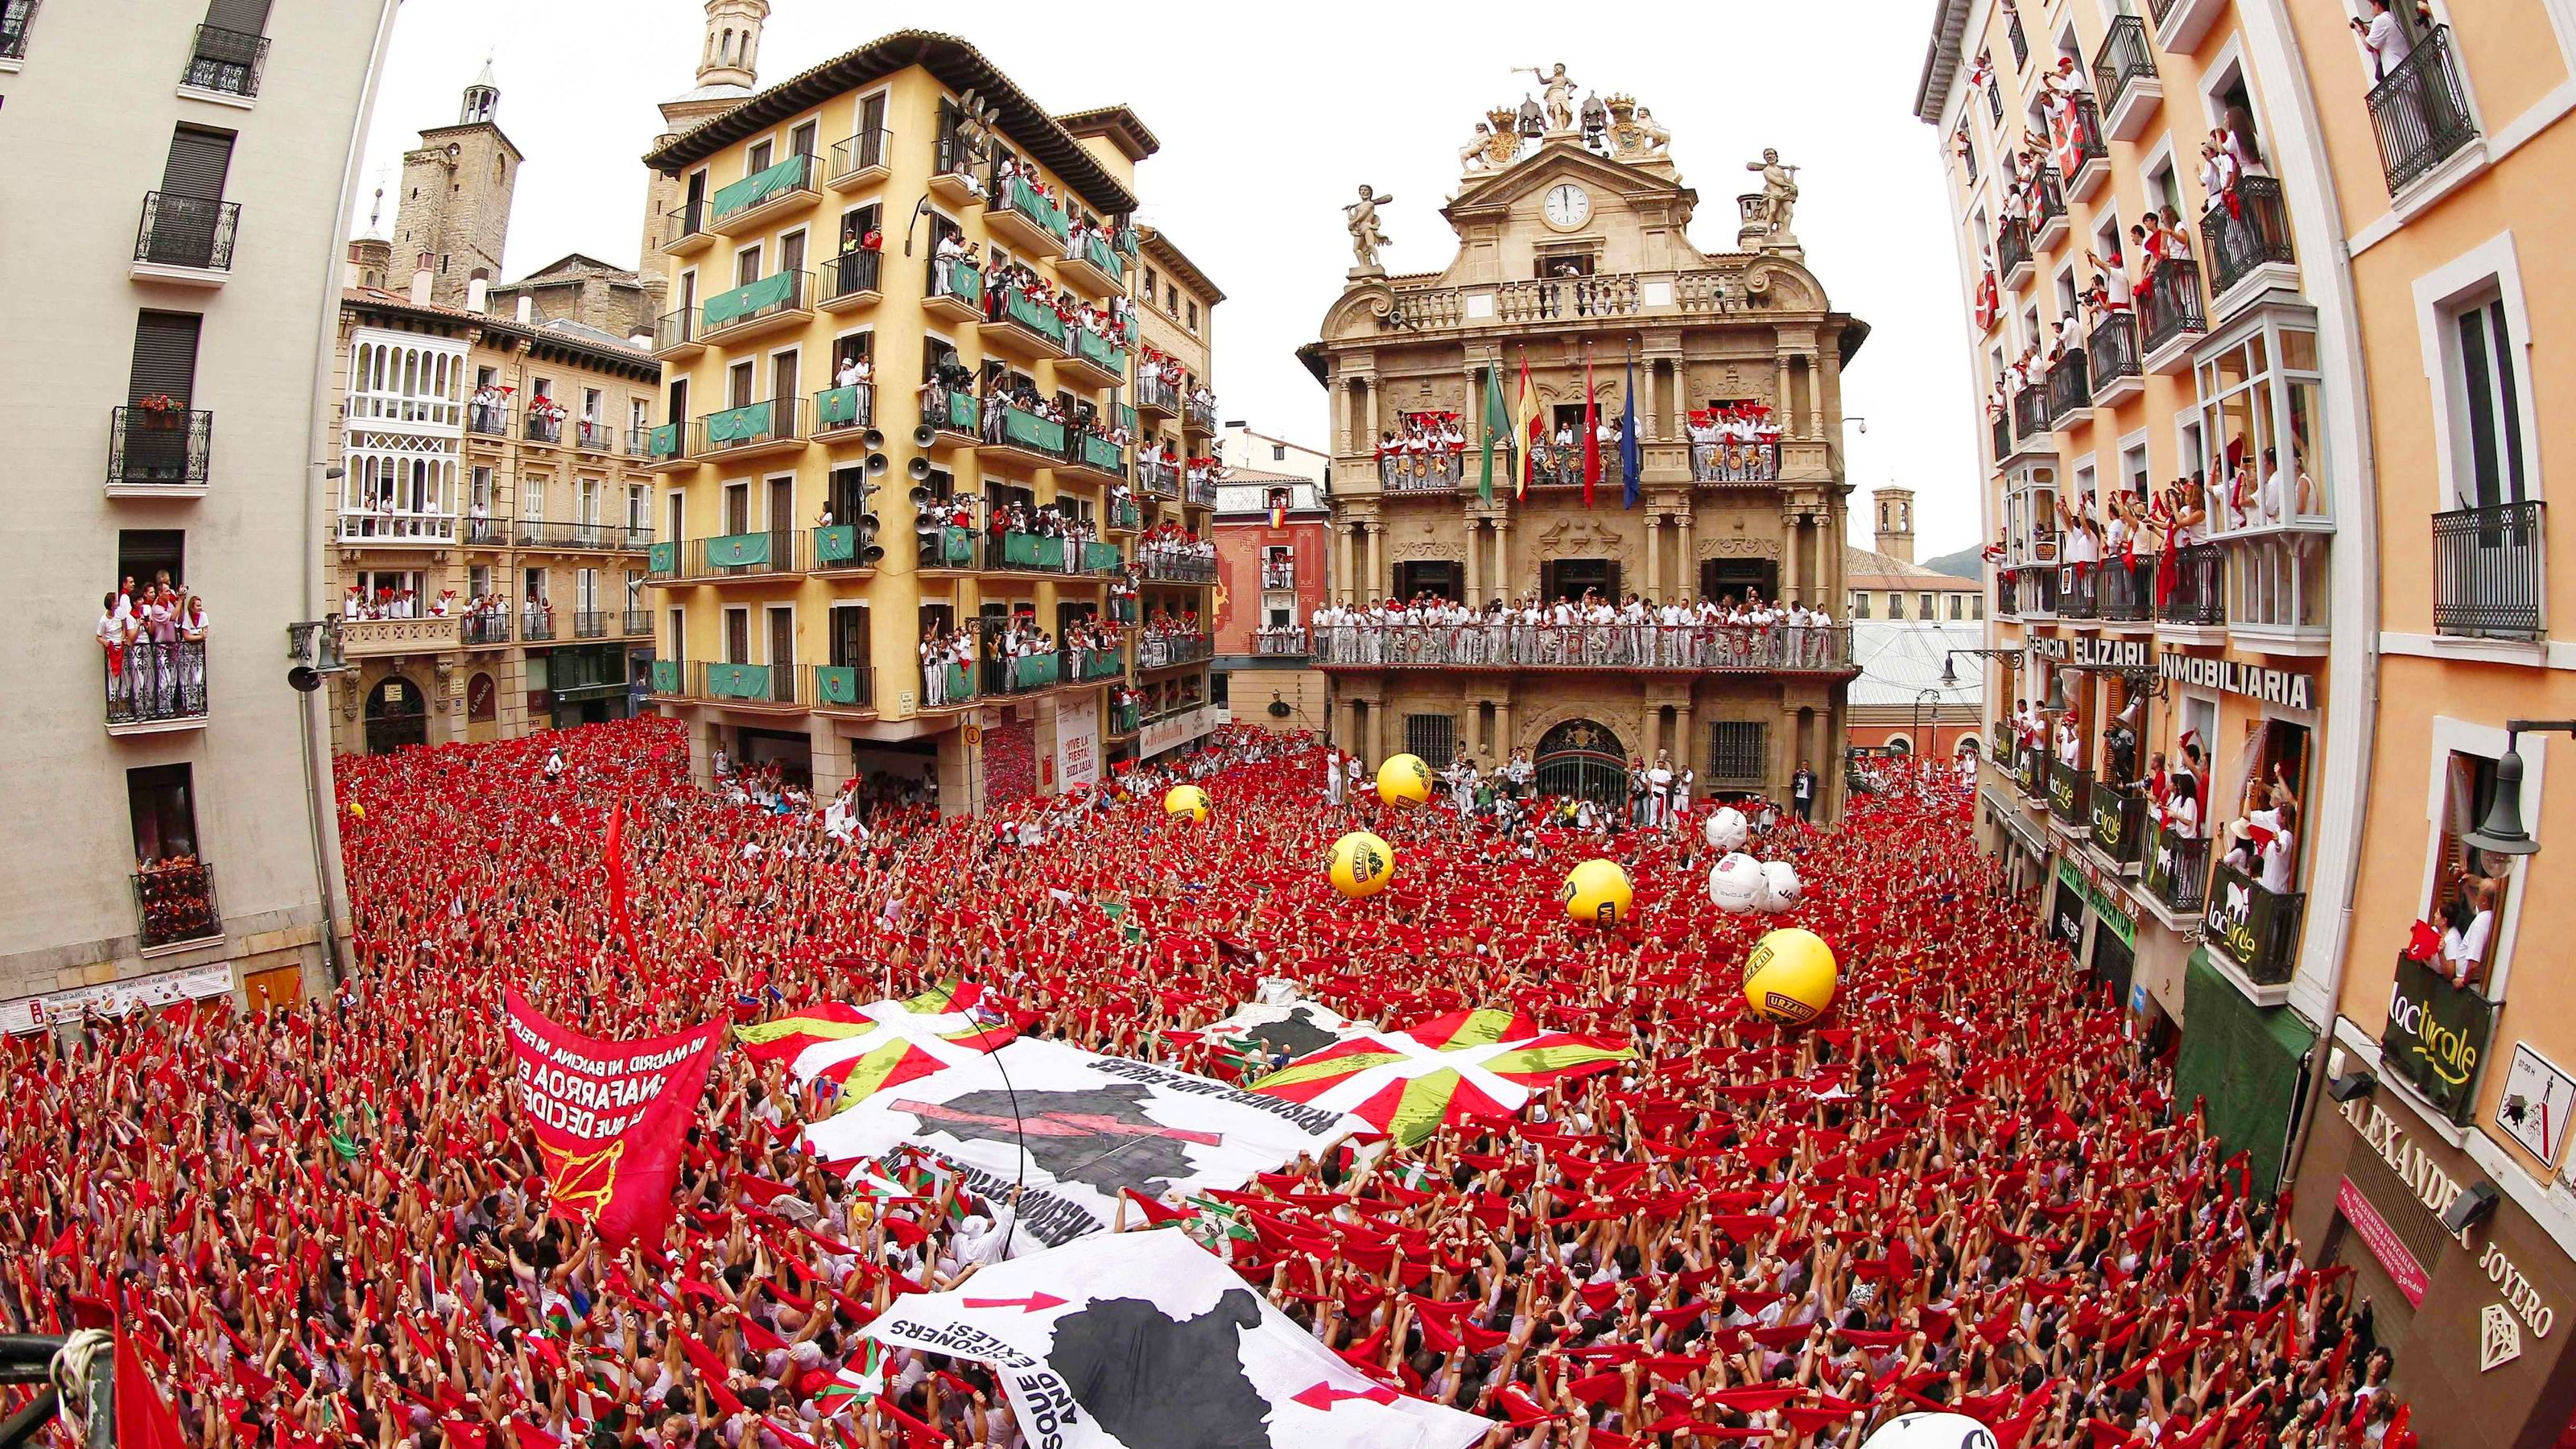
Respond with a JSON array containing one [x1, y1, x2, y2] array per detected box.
[[1362, 377, 1380, 448], [1364, 522, 1384, 602], [1674, 700, 1695, 774], [1336, 523, 1355, 606], [1818, 347, 1843, 444], [1674, 514, 1693, 600], [1780, 512, 1802, 603], [1495, 697, 1513, 759], [1368, 697, 1386, 764], [1491, 518, 1511, 600], [1644, 514, 1661, 603], [1463, 514, 1481, 605], [1774, 353, 1794, 439]]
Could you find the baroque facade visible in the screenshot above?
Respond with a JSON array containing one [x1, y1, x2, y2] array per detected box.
[[1306, 89, 1864, 814]]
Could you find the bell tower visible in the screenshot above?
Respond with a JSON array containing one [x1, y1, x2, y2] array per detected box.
[[639, 0, 770, 319], [696, 0, 768, 93], [390, 59, 521, 310], [1873, 486, 1916, 564]]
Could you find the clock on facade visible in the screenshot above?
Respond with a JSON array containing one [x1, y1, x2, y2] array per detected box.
[[1542, 183, 1591, 230]]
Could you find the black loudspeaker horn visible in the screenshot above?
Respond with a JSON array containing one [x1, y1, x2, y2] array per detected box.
[[908, 456, 932, 481], [909, 485, 935, 506], [857, 513, 881, 535], [287, 666, 322, 694], [860, 543, 886, 565], [861, 427, 886, 452], [912, 423, 938, 448], [865, 452, 891, 476]]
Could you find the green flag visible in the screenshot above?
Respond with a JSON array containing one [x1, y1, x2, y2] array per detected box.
[[1478, 353, 1507, 503]]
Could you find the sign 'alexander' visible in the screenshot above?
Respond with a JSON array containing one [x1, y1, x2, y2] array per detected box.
[[2159, 651, 2314, 709]]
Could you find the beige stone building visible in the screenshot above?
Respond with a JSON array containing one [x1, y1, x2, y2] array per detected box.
[[0, 0, 398, 1022], [1305, 96, 1866, 811]]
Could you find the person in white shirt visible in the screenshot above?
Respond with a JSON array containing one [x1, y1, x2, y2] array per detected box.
[[2352, 0, 2413, 80], [2438, 868, 2498, 986]]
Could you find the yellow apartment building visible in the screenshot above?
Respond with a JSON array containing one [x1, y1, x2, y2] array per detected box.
[[1921, 0, 2576, 1431], [637, 27, 1210, 807]]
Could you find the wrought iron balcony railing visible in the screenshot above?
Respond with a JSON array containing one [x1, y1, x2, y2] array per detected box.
[[2138, 259, 2207, 356], [1311, 622, 1856, 672], [182, 23, 267, 98], [132, 861, 221, 949], [2432, 500, 2545, 640], [134, 192, 239, 273], [2200, 177, 2295, 299], [109, 406, 213, 489], [105, 639, 208, 729], [2368, 25, 2480, 194]]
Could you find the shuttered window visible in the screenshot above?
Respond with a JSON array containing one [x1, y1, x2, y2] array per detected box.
[[203, 0, 270, 33], [129, 312, 203, 406], [1709, 721, 1769, 787], [161, 126, 235, 200]]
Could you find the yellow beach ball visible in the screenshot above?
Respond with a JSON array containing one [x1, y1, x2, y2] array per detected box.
[[1163, 785, 1210, 822], [1743, 927, 1839, 1026], [348, 802, 365, 820], [1327, 831, 1396, 898], [1375, 753, 1435, 807], [1562, 859, 1633, 927]]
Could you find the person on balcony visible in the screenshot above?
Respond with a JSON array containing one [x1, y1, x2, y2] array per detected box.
[[2439, 866, 2499, 986], [2352, 0, 2414, 80], [97, 592, 134, 714], [2222, 765, 2299, 894], [836, 352, 872, 391]]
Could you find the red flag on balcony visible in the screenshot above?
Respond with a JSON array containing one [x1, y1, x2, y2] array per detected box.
[[1581, 348, 1601, 507]]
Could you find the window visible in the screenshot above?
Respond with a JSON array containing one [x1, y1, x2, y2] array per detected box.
[[1709, 721, 1769, 786], [129, 312, 203, 408], [2429, 750, 2512, 989], [1887, 592, 1905, 621], [2194, 321, 2330, 532], [2450, 295, 2528, 510], [1186, 300, 1199, 333], [1393, 561, 1463, 601], [575, 568, 601, 611], [1272, 444, 1287, 462], [470, 564, 493, 597], [790, 120, 818, 159], [1950, 593, 1966, 620], [118, 529, 187, 589], [1921, 592, 1937, 618], [747, 140, 773, 173], [1166, 285, 1179, 312], [668, 607, 687, 665], [524, 567, 547, 604], [1404, 714, 1456, 769], [522, 476, 545, 521], [1852, 593, 1872, 619], [127, 763, 200, 865], [1144, 267, 1159, 298]]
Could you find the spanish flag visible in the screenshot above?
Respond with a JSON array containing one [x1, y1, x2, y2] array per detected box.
[[1269, 496, 1287, 530], [1512, 353, 1541, 502]]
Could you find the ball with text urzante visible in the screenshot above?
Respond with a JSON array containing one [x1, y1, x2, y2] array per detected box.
[[1375, 753, 1434, 807], [1742, 927, 1839, 1026], [1327, 830, 1395, 898], [1562, 858, 1633, 927], [1162, 785, 1209, 822]]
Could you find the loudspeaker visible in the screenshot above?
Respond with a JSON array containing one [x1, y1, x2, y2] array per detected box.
[[857, 513, 881, 535], [907, 457, 932, 481], [2441, 1180, 2500, 1235], [912, 423, 939, 448], [287, 666, 322, 694], [861, 427, 886, 452], [909, 485, 934, 506], [865, 452, 890, 476], [860, 543, 886, 565]]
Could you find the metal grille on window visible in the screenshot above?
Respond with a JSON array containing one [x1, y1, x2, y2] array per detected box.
[[1404, 714, 1456, 770], [1709, 721, 1768, 786]]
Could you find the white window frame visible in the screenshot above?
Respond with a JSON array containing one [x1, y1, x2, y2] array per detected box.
[[2414, 718, 2544, 1003], [2412, 232, 2544, 513]]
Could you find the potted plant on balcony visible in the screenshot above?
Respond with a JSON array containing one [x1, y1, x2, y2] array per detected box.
[[134, 394, 186, 429]]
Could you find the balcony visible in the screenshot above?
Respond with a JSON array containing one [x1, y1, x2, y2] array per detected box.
[[644, 420, 692, 472], [2218, 527, 2330, 653], [646, 540, 681, 581], [572, 610, 611, 639], [652, 307, 700, 361], [1185, 396, 1217, 436], [2087, 314, 2143, 406], [2152, 0, 2227, 53], [2202, 860, 2305, 988], [1141, 552, 1217, 584], [107, 406, 212, 495], [2381, 956, 2499, 1125], [1261, 564, 1298, 590], [1135, 372, 1181, 421], [2094, 16, 2162, 139], [2141, 829, 2209, 919], [1074, 646, 1126, 681], [1254, 629, 1311, 658], [985, 170, 1071, 255], [2061, 95, 2112, 203], [1997, 218, 2033, 291], [341, 616, 462, 657], [572, 419, 617, 452], [923, 257, 985, 324], [1059, 233, 1127, 298], [1110, 698, 1141, 735], [814, 382, 874, 440], [2046, 757, 2091, 828], [814, 664, 877, 713], [979, 289, 1071, 362], [2432, 501, 2545, 641], [1061, 431, 1130, 485], [523, 411, 564, 446], [1186, 471, 1219, 509], [466, 399, 510, 438], [2055, 563, 2099, 621], [623, 609, 652, 636], [827, 128, 893, 192], [1690, 440, 1781, 483], [2160, 542, 2225, 631], [695, 397, 805, 467], [986, 531, 1075, 576], [658, 198, 712, 258], [928, 133, 985, 208], [2016, 564, 2061, 619], [1380, 452, 1463, 493], [2137, 260, 2207, 374], [2044, 349, 2091, 429], [919, 386, 979, 447], [985, 650, 1071, 697], [336, 510, 456, 547], [1137, 456, 1179, 499], [699, 270, 811, 348], [131, 192, 238, 283], [1137, 634, 1216, 671], [1996, 568, 2019, 619], [463, 613, 510, 646], [1, 0, 31, 63], [2099, 555, 2156, 624], [2368, 26, 2479, 195], [919, 522, 978, 572], [683, 530, 800, 584], [180, 23, 267, 100], [1990, 413, 2011, 468], [1311, 623, 1857, 674], [2010, 386, 2049, 447], [2089, 780, 2146, 869], [461, 516, 506, 548], [1108, 497, 1141, 531], [132, 863, 221, 951], [2008, 745, 2045, 802], [625, 427, 654, 458], [522, 613, 555, 643], [1060, 328, 1129, 390], [2029, 165, 2069, 253], [820, 249, 882, 312], [105, 640, 208, 734], [514, 520, 646, 551], [710, 151, 817, 235], [811, 522, 884, 572], [2200, 178, 2297, 315], [984, 403, 1067, 470], [696, 660, 801, 707]]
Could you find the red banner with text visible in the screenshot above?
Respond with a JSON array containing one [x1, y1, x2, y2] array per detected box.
[[503, 989, 724, 1245]]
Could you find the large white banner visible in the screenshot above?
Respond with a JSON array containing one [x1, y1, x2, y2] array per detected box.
[[804, 1037, 1364, 1250], [1055, 697, 1100, 793], [1, 962, 234, 1035], [861, 1229, 1488, 1449]]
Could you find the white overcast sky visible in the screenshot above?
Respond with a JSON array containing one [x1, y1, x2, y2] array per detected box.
[[360, 1, 1979, 559]]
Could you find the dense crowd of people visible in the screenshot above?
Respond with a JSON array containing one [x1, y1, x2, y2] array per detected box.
[[0, 716, 2417, 1449], [1310, 590, 1843, 670]]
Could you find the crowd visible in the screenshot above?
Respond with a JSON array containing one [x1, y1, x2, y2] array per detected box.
[[1683, 407, 1784, 482], [1134, 522, 1216, 576], [97, 572, 213, 720], [0, 716, 2420, 1449], [1310, 590, 1843, 670]]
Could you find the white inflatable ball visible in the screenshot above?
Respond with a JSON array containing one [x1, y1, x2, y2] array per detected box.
[[1703, 807, 1749, 852], [1707, 852, 1766, 914], [1860, 1414, 1998, 1449], [1759, 859, 1804, 914]]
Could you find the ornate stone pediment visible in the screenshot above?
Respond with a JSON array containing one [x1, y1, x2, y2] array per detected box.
[[1532, 516, 1633, 562], [1700, 535, 1781, 559]]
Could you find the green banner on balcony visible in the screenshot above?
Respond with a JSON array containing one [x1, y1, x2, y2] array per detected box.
[[1005, 176, 1068, 242], [1001, 533, 1066, 570], [1001, 407, 1066, 452], [648, 541, 678, 576], [1082, 542, 1124, 573], [704, 532, 771, 568], [1117, 403, 1136, 435], [1083, 235, 1124, 282], [1012, 654, 1061, 690], [648, 422, 683, 457], [703, 270, 798, 328], [939, 390, 977, 431], [815, 385, 868, 427], [815, 525, 857, 564], [1003, 292, 1067, 345], [650, 659, 682, 694], [815, 666, 865, 707], [1077, 331, 1126, 376], [1078, 435, 1125, 473], [942, 262, 984, 308], [1084, 650, 1123, 679], [939, 526, 975, 567], [712, 153, 809, 221], [945, 662, 974, 700], [705, 402, 774, 445], [705, 662, 771, 699], [1113, 704, 1139, 733]]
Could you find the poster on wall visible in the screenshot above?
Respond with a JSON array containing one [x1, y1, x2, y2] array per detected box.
[[1055, 699, 1100, 794], [2498, 1042, 2576, 1166], [2, 961, 235, 1034]]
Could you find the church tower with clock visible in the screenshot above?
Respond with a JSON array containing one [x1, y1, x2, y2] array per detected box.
[[1304, 80, 1866, 818], [390, 60, 522, 310]]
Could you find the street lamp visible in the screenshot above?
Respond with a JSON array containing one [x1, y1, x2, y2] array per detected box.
[[1912, 686, 1942, 755], [2463, 720, 2576, 855]]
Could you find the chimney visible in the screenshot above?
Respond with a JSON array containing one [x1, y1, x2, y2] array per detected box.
[[409, 251, 433, 307], [516, 295, 535, 325], [466, 277, 489, 314]]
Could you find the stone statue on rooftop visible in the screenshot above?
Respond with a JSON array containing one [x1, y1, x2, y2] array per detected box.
[[1344, 184, 1393, 272], [1528, 63, 1577, 134], [1748, 147, 1801, 238]]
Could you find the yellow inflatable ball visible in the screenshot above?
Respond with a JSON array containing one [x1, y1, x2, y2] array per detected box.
[[1743, 927, 1839, 1026], [348, 802, 365, 820], [1562, 859, 1633, 927], [1163, 785, 1210, 822], [1375, 753, 1435, 807], [1327, 831, 1397, 898]]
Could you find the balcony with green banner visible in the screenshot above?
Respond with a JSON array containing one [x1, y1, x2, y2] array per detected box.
[[815, 665, 872, 710], [927, 258, 983, 317], [1108, 497, 1141, 530], [650, 660, 683, 696], [1060, 231, 1126, 297], [694, 531, 791, 580], [981, 290, 1068, 360], [697, 398, 802, 461], [701, 270, 805, 336], [812, 524, 873, 570], [924, 388, 977, 436], [1111, 700, 1140, 733], [944, 662, 976, 704], [1080, 648, 1125, 681], [704, 662, 774, 700], [923, 524, 976, 569], [1084, 234, 1124, 283], [1080, 541, 1125, 575], [993, 405, 1065, 460], [647, 541, 679, 580], [1068, 329, 1129, 386], [989, 173, 1069, 250], [646, 422, 686, 464], [998, 532, 1067, 572], [1067, 432, 1128, 480], [710, 152, 815, 229], [1006, 653, 1062, 691], [814, 383, 872, 433]]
